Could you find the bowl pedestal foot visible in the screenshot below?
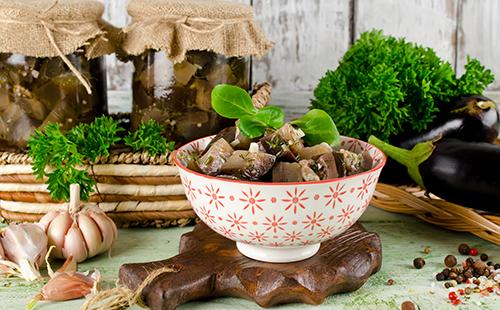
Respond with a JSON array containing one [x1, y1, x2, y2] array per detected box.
[[236, 242, 320, 263]]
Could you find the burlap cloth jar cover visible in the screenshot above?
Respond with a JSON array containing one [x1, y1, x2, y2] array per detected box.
[[123, 0, 273, 62]]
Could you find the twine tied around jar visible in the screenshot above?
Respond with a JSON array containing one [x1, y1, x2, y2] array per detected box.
[[80, 265, 179, 310], [0, 0, 99, 94], [125, 15, 252, 35]]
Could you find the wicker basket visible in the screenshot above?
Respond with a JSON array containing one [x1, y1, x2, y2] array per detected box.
[[371, 183, 500, 244], [0, 83, 272, 227], [0, 150, 196, 228]]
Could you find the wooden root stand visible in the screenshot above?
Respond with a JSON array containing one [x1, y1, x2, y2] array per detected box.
[[119, 222, 382, 309]]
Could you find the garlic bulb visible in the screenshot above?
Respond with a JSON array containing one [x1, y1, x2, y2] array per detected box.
[[39, 184, 117, 263], [0, 223, 48, 281]]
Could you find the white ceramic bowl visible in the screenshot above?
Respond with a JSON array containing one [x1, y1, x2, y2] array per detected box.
[[174, 136, 386, 263]]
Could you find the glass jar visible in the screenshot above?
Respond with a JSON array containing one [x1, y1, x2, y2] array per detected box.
[[131, 50, 249, 143], [0, 53, 107, 150]]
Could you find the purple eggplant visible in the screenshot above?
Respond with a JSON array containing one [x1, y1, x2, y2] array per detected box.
[[398, 95, 499, 149], [370, 136, 500, 213]]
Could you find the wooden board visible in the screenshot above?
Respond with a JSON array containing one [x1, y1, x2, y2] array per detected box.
[[119, 221, 382, 310]]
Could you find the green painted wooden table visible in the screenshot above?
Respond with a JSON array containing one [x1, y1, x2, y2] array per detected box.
[[1, 206, 499, 310]]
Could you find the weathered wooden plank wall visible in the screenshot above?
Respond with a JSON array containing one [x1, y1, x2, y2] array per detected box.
[[103, 0, 500, 95]]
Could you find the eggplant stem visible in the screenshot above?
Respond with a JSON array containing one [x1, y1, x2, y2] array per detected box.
[[368, 136, 435, 188]]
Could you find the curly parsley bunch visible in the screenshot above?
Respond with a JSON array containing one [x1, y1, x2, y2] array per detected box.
[[312, 30, 494, 141]]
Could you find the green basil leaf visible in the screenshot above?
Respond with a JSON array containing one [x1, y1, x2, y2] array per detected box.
[[255, 106, 285, 129], [211, 84, 256, 119], [291, 109, 340, 146], [238, 116, 267, 139]]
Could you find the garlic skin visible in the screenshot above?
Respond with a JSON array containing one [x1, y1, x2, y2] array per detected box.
[[39, 184, 118, 263], [0, 223, 48, 281], [40, 270, 100, 301]]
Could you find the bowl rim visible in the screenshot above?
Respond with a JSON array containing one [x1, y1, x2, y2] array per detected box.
[[173, 135, 387, 186]]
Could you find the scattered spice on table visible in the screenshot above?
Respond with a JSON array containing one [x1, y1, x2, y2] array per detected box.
[[413, 257, 426, 269], [458, 243, 470, 255], [400, 300, 415, 310], [418, 243, 500, 306], [422, 246, 432, 254], [445, 255, 457, 267]]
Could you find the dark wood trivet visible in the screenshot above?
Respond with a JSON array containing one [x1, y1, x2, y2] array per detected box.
[[119, 222, 382, 310]]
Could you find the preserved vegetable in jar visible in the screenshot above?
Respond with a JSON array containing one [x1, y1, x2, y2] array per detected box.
[[131, 50, 249, 143], [0, 0, 118, 150], [124, 0, 273, 144], [0, 53, 107, 149]]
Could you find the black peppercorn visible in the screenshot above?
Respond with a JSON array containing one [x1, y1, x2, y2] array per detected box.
[[494, 263, 500, 270], [456, 274, 465, 284], [480, 253, 488, 261], [442, 268, 450, 277], [476, 268, 485, 276], [458, 243, 470, 255], [436, 273, 445, 281], [444, 254, 457, 267], [413, 257, 425, 269]]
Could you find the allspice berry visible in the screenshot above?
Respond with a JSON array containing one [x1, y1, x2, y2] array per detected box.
[[448, 271, 458, 280], [413, 257, 425, 269], [458, 243, 470, 255], [401, 301, 415, 310], [444, 255, 457, 267], [456, 274, 465, 284]]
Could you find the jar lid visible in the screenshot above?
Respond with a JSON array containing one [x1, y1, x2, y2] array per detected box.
[[124, 0, 273, 62], [0, 0, 116, 58]]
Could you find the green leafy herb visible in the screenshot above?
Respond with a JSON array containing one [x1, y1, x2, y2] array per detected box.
[[291, 109, 340, 146], [27, 123, 96, 201], [68, 116, 123, 162], [238, 116, 268, 138], [27, 117, 174, 201], [211, 84, 338, 145], [211, 84, 256, 118], [311, 30, 495, 141], [211, 84, 286, 139], [124, 119, 175, 156], [255, 106, 285, 129]]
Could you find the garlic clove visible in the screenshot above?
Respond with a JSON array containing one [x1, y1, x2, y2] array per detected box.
[[62, 224, 88, 263], [38, 211, 60, 231], [87, 211, 116, 255], [0, 223, 47, 281], [77, 214, 102, 258], [46, 212, 73, 259], [40, 271, 96, 301]]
